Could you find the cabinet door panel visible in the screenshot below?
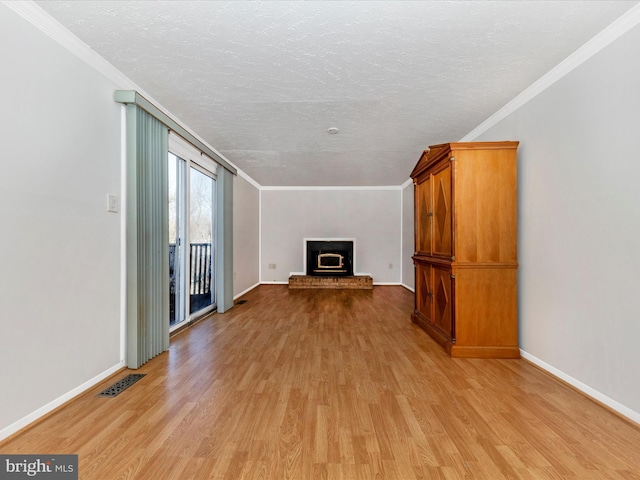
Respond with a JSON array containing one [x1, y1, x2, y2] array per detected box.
[[415, 262, 433, 323], [432, 265, 453, 339], [415, 177, 432, 255], [432, 166, 452, 257]]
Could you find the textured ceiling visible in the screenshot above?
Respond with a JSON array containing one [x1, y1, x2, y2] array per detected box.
[[36, 0, 637, 186]]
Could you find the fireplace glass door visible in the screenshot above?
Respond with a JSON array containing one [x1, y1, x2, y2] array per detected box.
[[306, 240, 354, 276]]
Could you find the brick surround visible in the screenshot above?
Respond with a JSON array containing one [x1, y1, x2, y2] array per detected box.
[[288, 275, 373, 290]]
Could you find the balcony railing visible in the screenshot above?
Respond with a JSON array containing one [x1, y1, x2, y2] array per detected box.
[[169, 242, 213, 323]]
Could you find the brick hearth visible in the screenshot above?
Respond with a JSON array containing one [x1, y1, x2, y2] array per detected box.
[[288, 275, 373, 290]]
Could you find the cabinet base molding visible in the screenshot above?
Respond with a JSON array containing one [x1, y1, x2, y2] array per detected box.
[[411, 312, 450, 350], [449, 345, 520, 359], [411, 313, 520, 359]]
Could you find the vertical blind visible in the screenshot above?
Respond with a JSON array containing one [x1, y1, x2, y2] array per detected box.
[[216, 167, 234, 313], [125, 105, 170, 369], [117, 90, 235, 368]]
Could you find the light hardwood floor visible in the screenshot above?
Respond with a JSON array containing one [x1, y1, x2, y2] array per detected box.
[[2, 285, 640, 479]]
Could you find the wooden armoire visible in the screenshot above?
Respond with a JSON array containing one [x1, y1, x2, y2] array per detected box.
[[410, 141, 520, 358]]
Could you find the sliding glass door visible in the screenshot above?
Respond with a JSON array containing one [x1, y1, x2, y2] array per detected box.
[[168, 153, 186, 327], [189, 166, 216, 314], [168, 144, 217, 331]]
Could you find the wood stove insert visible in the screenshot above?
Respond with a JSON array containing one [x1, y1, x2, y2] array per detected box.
[[306, 240, 354, 277]]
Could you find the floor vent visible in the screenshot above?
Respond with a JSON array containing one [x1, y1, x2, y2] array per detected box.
[[236, 299, 248, 305], [97, 374, 146, 397]]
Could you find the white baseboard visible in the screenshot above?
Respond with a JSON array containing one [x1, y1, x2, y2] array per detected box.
[[259, 280, 406, 286], [233, 282, 260, 300], [401, 283, 415, 292], [520, 350, 640, 425], [0, 361, 125, 441]]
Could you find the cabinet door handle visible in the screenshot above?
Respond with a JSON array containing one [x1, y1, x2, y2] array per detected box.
[[426, 212, 433, 217]]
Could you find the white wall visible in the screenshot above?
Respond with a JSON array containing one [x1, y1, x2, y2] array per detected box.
[[0, 4, 123, 437], [0, 2, 260, 439], [260, 188, 402, 283], [233, 174, 260, 297], [470, 19, 640, 420], [401, 181, 415, 290]]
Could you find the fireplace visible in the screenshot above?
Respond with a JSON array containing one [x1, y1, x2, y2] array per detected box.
[[306, 240, 354, 277]]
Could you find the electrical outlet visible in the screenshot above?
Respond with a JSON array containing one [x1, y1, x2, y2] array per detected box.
[[388, 263, 393, 269], [269, 263, 277, 269]]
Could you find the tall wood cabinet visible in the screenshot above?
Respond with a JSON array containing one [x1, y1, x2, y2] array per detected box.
[[410, 142, 520, 358]]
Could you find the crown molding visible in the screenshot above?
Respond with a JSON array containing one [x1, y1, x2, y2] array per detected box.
[[400, 178, 413, 190], [5, 0, 244, 179], [4, 0, 135, 89], [461, 3, 640, 142], [19, 0, 634, 189], [3, 1, 420, 191], [236, 169, 263, 191]]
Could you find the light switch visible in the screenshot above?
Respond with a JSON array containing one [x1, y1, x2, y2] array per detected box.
[[107, 194, 119, 213]]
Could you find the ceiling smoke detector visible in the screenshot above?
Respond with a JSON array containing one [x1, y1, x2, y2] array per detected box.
[[327, 127, 339, 134]]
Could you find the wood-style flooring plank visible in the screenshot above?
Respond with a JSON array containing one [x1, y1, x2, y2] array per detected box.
[[2, 285, 640, 479]]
